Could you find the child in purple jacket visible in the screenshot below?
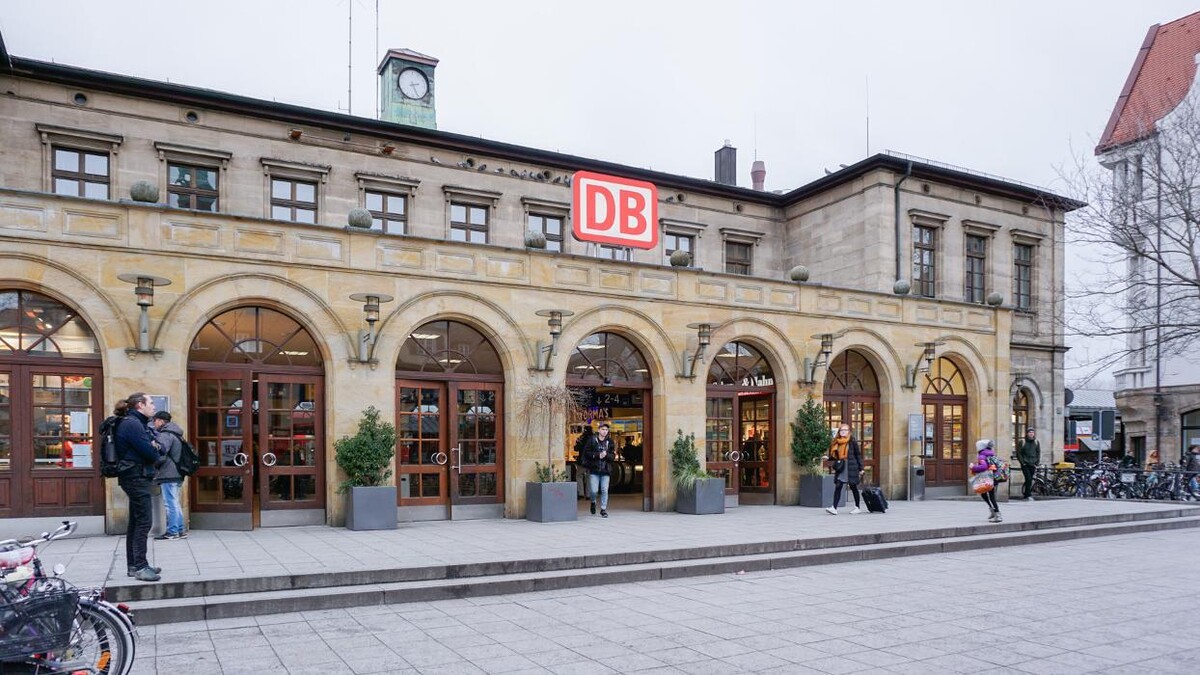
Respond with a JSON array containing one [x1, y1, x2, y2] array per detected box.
[[970, 440, 1002, 523]]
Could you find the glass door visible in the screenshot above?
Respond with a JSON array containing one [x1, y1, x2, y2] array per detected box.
[[738, 395, 773, 494], [824, 397, 878, 486], [449, 383, 503, 506], [705, 396, 737, 495], [258, 375, 323, 512], [922, 400, 966, 485], [191, 373, 253, 519], [396, 381, 448, 507]]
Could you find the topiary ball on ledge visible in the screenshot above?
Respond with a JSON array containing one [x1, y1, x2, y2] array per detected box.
[[129, 180, 159, 203], [347, 208, 373, 229], [893, 279, 911, 295], [788, 265, 809, 282], [669, 249, 692, 267], [525, 229, 547, 249], [986, 292, 1004, 306]]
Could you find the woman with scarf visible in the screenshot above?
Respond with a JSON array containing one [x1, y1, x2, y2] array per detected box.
[[825, 423, 864, 515]]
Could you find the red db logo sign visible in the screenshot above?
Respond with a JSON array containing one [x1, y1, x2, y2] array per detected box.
[[572, 171, 659, 250]]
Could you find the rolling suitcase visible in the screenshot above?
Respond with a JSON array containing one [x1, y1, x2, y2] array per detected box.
[[862, 486, 888, 513]]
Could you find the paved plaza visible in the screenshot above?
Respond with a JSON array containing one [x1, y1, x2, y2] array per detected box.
[[119, 525, 1198, 674]]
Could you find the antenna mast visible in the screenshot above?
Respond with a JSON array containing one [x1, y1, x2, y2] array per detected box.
[[865, 75, 870, 157], [375, 0, 380, 118], [346, 1, 353, 115]]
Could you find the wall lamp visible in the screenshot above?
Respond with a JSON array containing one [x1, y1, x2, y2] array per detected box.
[[350, 293, 394, 363], [682, 322, 713, 378], [117, 273, 171, 354], [535, 309, 574, 371], [904, 340, 945, 389], [801, 330, 845, 384]]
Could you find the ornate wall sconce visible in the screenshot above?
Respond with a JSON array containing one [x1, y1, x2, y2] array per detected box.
[[350, 292, 394, 363], [904, 340, 945, 389], [682, 322, 713, 378], [117, 273, 171, 355], [535, 309, 574, 371], [800, 330, 845, 384]]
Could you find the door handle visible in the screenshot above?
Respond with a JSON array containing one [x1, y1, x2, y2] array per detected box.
[[433, 451, 448, 466], [727, 450, 742, 463], [451, 445, 461, 472], [262, 452, 277, 467], [232, 453, 248, 467]]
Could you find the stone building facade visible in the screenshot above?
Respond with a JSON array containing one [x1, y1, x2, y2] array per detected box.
[[0, 41, 1078, 534]]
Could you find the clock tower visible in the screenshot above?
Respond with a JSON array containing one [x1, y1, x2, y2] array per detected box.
[[378, 48, 438, 129]]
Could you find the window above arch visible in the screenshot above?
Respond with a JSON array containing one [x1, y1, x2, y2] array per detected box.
[[189, 307, 321, 366], [0, 290, 99, 358], [824, 350, 879, 393], [567, 332, 649, 384], [397, 320, 502, 376], [923, 357, 966, 395], [707, 341, 773, 387]]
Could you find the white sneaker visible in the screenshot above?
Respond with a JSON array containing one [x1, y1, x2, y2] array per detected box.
[[850, 507, 861, 514], [825, 506, 838, 515]]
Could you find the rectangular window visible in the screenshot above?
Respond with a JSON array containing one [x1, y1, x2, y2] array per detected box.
[[365, 190, 407, 235], [450, 202, 489, 243], [528, 213, 563, 252], [168, 163, 219, 212], [912, 225, 936, 297], [725, 241, 752, 275], [664, 232, 694, 266], [1013, 243, 1034, 311], [52, 147, 109, 199], [964, 235, 986, 304], [270, 178, 317, 223], [598, 245, 630, 261]]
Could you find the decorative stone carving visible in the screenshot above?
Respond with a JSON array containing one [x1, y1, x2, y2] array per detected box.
[[524, 229, 547, 249], [129, 180, 159, 203], [893, 279, 912, 295], [669, 249, 692, 267], [986, 292, 1004, 306], [788, 265, 809, 282], [347, 207, 373, 229]]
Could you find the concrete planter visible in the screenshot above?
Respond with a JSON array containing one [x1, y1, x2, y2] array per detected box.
[[345, 486, 397, 530], [525, 482, 578, 522], [797, 473, 845, 508], [675, 477, 725, 515]]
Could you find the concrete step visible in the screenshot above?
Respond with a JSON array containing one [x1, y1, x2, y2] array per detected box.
[[128, 513, 1200, 625]]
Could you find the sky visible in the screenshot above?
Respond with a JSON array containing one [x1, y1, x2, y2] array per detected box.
[[2, 0, 1196, 386]]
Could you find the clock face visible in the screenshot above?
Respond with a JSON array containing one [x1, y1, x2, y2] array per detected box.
[[397, 68, 429, 100]]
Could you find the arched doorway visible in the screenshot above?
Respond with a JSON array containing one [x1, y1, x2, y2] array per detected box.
[[705, 341, 775, 505], [0, 290, 104, 519], [396, 320, 504, 521], [188, 306, 325, 529], [921, 357, 968, 488], [823, 350, 880, 486], [567, 332, 653, 511]]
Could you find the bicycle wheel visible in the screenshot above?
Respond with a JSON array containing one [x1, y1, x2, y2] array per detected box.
[[36, 599, 135, 675]]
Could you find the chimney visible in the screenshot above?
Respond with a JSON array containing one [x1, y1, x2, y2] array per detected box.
[[714, 140, 736, 186], [751, 160, 766, 191]]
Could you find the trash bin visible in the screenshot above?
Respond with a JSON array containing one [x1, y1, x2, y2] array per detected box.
[[909, 456, 926, 501]]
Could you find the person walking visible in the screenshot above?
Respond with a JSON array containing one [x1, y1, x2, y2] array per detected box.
[[971, 439, 1002, 523], [1185, 445, 1200, 473], [114, 392, 164, 581], [151, 411, 188, 540], [825, 423, 864, 515], [1017, 428, 1041, 501], [582, 423, 615, 518]]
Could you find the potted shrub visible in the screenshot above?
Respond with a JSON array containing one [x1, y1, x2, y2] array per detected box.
[[519, 384, 584, 522], [791, 394, 840, 507], [672, 430, 725, 514], [335, 406, 398, 530]]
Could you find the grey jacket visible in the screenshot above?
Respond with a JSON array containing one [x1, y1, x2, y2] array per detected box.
[[153, 421, 185, 484]]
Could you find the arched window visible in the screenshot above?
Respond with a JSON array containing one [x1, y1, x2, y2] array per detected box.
[[923, 357, 966, 395], [567, 332, 649, 385], [0, 291, 99, 357], [707, 342, 773, 387], [823, 350, 881, 486], [189, 307, 320, 367], [824, 350, 879, 393], [1012, 389, 1030, 453], [397, 320, 502, 376]]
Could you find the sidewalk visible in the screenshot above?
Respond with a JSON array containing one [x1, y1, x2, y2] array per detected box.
[[34, 498, 1196, 591]]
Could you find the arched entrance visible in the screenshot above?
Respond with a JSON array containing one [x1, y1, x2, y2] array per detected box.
[[567, 332, 654, 511], [705, 341, 775, 505], [1012, 388, 1031, 452], [188, 306, 325, 529], [0, 290, 104, 519], [823, 350, 880, 486], [396, 320, 504, 521], [921, 357, 968, 488]]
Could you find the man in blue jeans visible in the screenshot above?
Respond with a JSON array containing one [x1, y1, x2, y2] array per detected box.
[[582, 423, 615, 518], [152, 411, 187, 540]]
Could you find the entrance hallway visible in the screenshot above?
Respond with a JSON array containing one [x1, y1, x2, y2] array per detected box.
[[33, 500, 1198, 592]]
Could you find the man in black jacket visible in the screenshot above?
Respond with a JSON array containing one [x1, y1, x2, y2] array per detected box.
[[1017, 428, 1041, 501], [114, 392, 164, 581]]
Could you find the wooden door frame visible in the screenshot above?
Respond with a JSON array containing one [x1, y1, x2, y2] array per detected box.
[[257, 373, 325, 512], [823, 393, 881, 485], [922, 395, 968, 486], [566, 378, 655, 511], [188, 370, 254, 515], [395, 379, 450, 508], [448, 381, 505, 507]]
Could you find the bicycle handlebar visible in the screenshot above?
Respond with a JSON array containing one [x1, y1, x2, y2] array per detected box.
[[0, 520, 76, 551]]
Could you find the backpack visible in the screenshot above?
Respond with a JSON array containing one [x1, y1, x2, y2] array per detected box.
[[988, 455, 1010, 483], [167, 431, 200, 477], [98, 415, 122, 478]]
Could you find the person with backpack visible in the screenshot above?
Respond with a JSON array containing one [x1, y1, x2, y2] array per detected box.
[[151, 411, 188, 541], [970, 439, 1002, 523], [1016, 428, 1041, 501], [113, 392, 165, 581]]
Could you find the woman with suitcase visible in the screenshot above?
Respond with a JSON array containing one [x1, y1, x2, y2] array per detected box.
[[826, 423, 864, 515]]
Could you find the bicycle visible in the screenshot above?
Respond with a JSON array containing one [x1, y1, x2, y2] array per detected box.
[[1, 521, 137, 674]]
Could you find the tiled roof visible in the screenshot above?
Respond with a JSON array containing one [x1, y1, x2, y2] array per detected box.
[[1068, 389, 1117, 410], [1097, 11, 1200, 153]]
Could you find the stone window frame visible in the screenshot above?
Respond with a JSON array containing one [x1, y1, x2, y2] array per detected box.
[[908, 209, 950, 299], [1010, 228, 1044, 314], [962, 219, 1000, 304], [37, 124, 123, 200], [443, 185, 500, 244], [155, 142, 231, 213], [661, 218, 708, 268], [521, 197, 569, 253], [357, 172, 419, 236], [719, 227, 762, 276], [261, 158, 330, 224]]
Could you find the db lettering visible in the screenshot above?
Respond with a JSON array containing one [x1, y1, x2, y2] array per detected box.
[[572, 171, 659, 250]]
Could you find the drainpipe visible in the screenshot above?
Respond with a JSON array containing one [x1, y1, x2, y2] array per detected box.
[[894, 161, 913, 288], [1154, 134, 1163, 461]]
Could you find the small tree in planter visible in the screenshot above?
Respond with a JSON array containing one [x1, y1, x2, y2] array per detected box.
[[791, 394, 838, 507], [335, 406, 397, 530], [671, 430, 724, 514], [518, 384, 585, 522]]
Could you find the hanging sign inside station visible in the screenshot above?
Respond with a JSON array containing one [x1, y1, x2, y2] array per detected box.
[[572, 171, 659, 250]]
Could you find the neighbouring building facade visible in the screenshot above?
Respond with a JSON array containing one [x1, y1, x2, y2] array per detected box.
[[1096, 11, 1200, 467], [0, 34, 1079, 535]]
